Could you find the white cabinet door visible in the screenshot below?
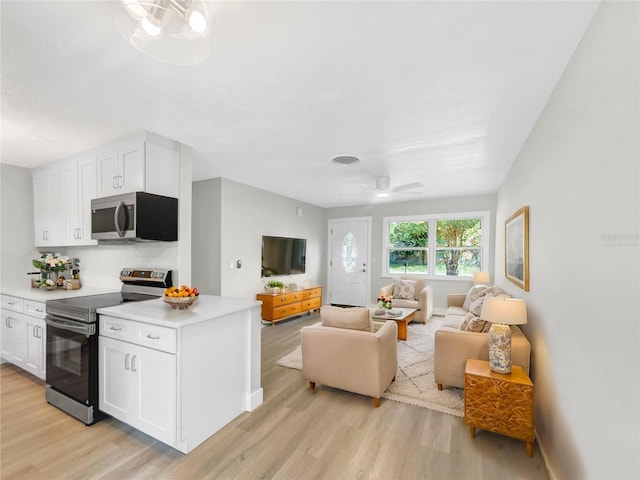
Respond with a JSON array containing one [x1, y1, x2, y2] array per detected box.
[[97, 137, 145, 197], [61, 154, 98, 245], [97, 144, 119, 197], [99, 336, 132, 419], [133, 344, 176, 445], [1, 310, 13, 360], [77, 154, 97, 244], [118, 137, 145, 194], [23, 317, 45, 379], [33, 164, 62, 246], [61, 158, 80, 245], [99, 336, 176, 445]]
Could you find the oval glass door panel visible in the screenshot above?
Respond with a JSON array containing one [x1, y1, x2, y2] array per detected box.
[[341, 232, 357, 273]]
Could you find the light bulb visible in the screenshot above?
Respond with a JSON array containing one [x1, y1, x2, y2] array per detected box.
[[141, 15, 161, 36], [188, 10, 207, 33]]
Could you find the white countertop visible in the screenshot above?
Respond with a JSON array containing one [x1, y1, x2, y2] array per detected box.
[[2, 286, 120, 302], [97, 295, 262, 328]]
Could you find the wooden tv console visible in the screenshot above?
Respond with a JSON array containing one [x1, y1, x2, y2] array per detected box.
[[256, 286, 322, 325]]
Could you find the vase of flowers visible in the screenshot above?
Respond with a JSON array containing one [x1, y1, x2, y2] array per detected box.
[[32, 254, 69, 288], [377, 295, 392, 310]]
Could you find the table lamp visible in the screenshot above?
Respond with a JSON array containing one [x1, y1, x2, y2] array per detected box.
[[480, 297, 527, 374], [472, 271, 490, 285]]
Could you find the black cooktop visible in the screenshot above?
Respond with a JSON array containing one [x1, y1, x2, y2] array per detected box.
[[46, 292, 159, 322]]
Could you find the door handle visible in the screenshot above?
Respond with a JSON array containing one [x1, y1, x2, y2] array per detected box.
[[114, 200, 126, 238], [125, 353, 131, 371]]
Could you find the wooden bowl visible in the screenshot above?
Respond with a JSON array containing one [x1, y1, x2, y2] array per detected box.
[[163, 295, 198, 310]]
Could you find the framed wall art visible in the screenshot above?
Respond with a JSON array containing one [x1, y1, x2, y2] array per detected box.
[[505, 206, 529, 291]]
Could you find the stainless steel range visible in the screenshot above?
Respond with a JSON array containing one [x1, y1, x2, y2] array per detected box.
[[44, 267, 172, 425]]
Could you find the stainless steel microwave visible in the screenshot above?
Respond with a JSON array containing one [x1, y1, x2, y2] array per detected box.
[[91, 192, 178, 242]]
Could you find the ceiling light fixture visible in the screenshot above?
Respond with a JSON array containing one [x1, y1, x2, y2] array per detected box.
[[115, 0, 210, 65], [332, 155, 360, 166]]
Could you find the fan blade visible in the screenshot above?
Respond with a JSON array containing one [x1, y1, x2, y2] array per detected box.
[[391, 182, 423, 192]]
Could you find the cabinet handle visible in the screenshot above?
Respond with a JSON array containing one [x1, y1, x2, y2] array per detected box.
[[36, 308, 44, 313], [146, 334, 160, 340], [77, 227, 82, 239], [113, 176, 118, 189], [33, 326, 37, 338], [118, 175, 123, 188], [131, 355, 137, 372], [109, 326, 122, 331], [125, 353, 131, 371]]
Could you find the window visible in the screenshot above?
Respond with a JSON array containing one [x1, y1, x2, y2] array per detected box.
[[383, 212, 490, 278]]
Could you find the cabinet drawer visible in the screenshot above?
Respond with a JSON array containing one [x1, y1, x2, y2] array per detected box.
[[302, 297, 321, 311], [1, 295, 24, 313], [274, 292, 302, 305], [24, 300, 46, 319], [100, 316, 177, 354], [273, 302, 302, 320], [302, 288, 322, 300]]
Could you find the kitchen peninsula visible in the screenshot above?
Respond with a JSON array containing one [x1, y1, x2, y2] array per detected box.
[[97, 294, 263, 454]]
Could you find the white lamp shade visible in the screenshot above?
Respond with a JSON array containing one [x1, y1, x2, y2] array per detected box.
[[481, 297, 527, 325], [472, 271, 490, 284]]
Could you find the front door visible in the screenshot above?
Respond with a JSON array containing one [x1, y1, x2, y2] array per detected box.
[[328, 217, 371, 306]]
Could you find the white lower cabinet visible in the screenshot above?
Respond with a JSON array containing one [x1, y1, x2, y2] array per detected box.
[[1, 296, 46, 380], [99, 335, 176, 446]]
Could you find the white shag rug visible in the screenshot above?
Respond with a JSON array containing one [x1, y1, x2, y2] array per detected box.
[[276, 318, 464, 417]]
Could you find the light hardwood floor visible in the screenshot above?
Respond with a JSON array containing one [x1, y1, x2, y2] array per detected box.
[[0, 313, 549, 479]]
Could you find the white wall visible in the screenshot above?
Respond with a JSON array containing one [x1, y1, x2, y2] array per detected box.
[[192, 178, 325, 300], [494, 3, 639, 478], [324, 194, 497, 309], [0, 165, 40, 289]]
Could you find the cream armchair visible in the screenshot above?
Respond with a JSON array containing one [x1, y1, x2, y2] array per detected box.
[[301, 306, 398, 407], [380, 277, 433, 323]]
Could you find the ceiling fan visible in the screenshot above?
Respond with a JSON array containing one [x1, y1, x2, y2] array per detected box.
[[365, 176, 424, 198]]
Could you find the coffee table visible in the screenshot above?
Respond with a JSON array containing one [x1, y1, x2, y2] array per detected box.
[[369, 307, 416, 341]]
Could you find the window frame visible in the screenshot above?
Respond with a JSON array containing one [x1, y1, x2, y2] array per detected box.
[[382, 211, 491, 280]]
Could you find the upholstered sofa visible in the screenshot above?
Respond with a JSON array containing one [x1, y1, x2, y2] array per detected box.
[[301, 306, 398, 407], [434, 288, 531, 389], [379, 277, 433, 323]]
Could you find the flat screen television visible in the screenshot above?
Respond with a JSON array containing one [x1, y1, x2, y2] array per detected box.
[[261, 235, 306, 277]]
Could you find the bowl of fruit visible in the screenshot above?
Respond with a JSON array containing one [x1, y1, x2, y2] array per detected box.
[[163, 285, 199, 309]]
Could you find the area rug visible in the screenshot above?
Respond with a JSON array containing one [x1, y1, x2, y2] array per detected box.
[[275, 318, 464, 417]]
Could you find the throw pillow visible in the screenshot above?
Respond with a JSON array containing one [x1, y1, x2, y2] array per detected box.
[[321, 306, 372, 332], [468, 297, 485, 316], [463, 285, 490, 311], [459, 312, 490, 333], [393, 279, 416, 300]]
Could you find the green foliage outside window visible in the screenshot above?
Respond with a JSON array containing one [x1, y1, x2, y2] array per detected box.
[[385, 217, 484, 276], [388, 221, 428, 273]]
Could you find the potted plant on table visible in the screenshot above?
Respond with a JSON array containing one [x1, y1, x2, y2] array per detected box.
[[265, 280, 286, 294]]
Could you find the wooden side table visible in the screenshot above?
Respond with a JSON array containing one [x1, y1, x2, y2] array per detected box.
[[464, 358, 535, 457]]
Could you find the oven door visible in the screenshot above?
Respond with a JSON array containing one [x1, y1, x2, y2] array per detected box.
[[45, 315, 96, 405]]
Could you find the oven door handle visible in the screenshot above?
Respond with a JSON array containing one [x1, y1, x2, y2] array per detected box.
[[45, 316, 96, 337]]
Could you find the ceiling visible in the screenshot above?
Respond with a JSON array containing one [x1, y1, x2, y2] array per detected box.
[[1, 1, 600, 208]]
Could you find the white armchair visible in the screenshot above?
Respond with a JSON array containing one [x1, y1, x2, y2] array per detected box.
[[380, 277, 433, 323]]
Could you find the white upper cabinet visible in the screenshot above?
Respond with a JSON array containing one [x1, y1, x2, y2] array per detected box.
[[32, 131, 179, 248], [61, 153, 98, 246], [97, 132, 179, 199], [97, 136, 145, 197], [33, 164, 62, 247]]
